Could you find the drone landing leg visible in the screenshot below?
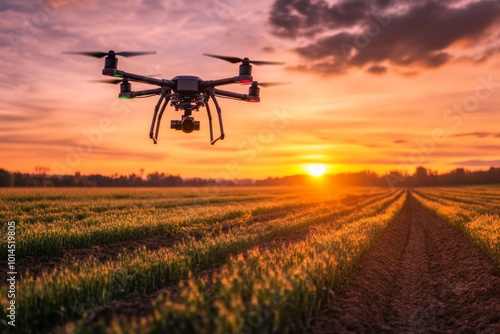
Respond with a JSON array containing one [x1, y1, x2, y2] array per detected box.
[[150, 93, 167, 144], [154, 94, 170, 143], [149, 89, 171, 144], [209, 90, 225, 145], [205, 96, 215, 143]]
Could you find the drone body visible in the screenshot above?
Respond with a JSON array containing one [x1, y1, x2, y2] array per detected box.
[[62, 50, 286, 145]]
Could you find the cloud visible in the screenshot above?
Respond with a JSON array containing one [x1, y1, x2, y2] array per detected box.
[[0, 113, 34, 123], [0, 134, 79, 147], [269, 0, 382, 38], [451, 132, 500, 138], [366, 65, 387, 74], [269, 0, 500, 74], [0, 133, 169, 161], [452, 159, 500, 167]]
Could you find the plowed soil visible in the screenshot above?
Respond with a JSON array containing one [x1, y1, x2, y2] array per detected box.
[[307, 193, 500, 333]]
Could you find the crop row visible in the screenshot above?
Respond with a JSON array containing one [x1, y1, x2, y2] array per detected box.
[[413, 189, 500, 269], [83, 192, 407, 333], [1, 189, 402, 332], [416, 186, 500, 210], [0, 188, 390, 259]]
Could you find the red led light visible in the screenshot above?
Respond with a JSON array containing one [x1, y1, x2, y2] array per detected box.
[[240, 79, 252, 83]]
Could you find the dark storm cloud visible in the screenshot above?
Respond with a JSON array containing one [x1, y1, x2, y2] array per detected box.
[[367, 64, 387, 74], [269, 0, 500, 74], [269, 0, 384, 38]]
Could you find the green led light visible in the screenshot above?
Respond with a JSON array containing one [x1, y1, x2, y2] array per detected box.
[[113, 73, 123, 77], [119, 96, 129, 99]]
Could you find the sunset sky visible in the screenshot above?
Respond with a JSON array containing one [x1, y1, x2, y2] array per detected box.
[[1, 0, 500, 179]]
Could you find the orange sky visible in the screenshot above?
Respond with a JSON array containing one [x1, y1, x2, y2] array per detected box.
[[1, 0, 500, 179]]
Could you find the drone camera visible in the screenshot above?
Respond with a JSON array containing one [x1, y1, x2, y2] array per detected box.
[[171, 116, 200, 133]]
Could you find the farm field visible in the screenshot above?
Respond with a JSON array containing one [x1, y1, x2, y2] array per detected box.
[[0, 186, 499, 333]]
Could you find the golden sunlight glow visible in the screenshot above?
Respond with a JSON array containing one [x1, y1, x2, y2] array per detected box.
[[306, 164, 328, 177]]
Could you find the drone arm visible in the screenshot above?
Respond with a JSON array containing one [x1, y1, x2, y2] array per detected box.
[[202, 76, 249, 88], [213, 88, 259, 102], [111, 70, 175, 88], [127, 88, 163, 98]]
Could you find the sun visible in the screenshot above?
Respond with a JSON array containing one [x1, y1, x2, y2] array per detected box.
[[306, 164, 328, 177]]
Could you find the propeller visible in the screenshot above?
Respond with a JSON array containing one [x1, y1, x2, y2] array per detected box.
[[61, 50, 157, 58], [203, 53, 285, 65], [252, 81, 291, 87]]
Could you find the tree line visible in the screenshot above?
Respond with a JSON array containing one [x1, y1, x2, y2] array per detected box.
[[1, 166, 500, 187], [254, 166, 500, 187]]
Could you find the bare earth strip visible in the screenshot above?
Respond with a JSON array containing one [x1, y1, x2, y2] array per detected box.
[[307, 192, 500, 334]]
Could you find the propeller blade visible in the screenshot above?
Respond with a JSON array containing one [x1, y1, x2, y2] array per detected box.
[[116, 51, 157, 57], [61, 51, 109, 58], [61, 50, 156, 58], [203, 53, 243, 64], [250, 60, 286, 66], [257, 81, 292, 87], [88, 79, 123, 84], [203, 53, 285, 65]]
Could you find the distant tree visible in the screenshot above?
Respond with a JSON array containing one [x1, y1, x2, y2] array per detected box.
[[385, 171, 407, 187], [413, 166, 429, 186], [0, 168, 13, 187]]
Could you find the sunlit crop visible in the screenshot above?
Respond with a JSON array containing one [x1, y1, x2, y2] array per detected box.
[[0, 186, 402, 333], [413, 187, 500, 269]]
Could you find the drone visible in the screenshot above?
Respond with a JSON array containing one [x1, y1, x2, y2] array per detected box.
[[62, 50, 287, 145]]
